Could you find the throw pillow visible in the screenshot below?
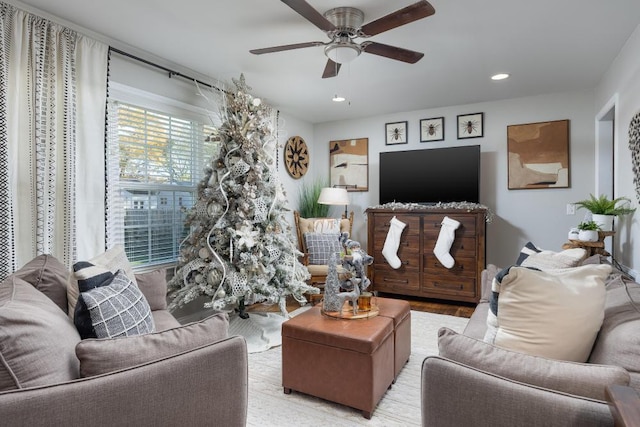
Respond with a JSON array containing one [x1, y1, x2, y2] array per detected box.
[[134, 269, 168, 311], [75, 269, 155, 339], [67, 244, 137, 317], [313, 218, 340, 233], [438, 328, 629, 401], [11, 254, 69, 312], [304, 232, 342, 265], [515, 241, 541, 265], [484, 264, 611, 362], [76, 312, 229, 377], [520, 248, 587, 270], [73, 262, 116, 339], [0, 276, 80, 391]]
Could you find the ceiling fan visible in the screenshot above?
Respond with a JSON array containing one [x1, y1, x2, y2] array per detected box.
[[250, 0, 436, 78]]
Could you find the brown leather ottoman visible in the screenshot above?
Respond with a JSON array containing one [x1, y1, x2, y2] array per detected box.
[[375, 297, 411, 380], [281, 306, 395, 419]]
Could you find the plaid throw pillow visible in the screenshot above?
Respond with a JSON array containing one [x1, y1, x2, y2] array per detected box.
[[304, 232, 342, 265], [75, 268, 155, 339]]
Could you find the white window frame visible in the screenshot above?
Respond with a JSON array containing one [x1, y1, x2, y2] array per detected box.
[[106, 82, 219, 271]]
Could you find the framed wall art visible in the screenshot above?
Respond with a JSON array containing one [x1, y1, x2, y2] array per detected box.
[[329, 138, 368, 191], [507, 119, 570, 190], [420, 117, 444, 142], [457, 112, 484, 139], [385, 121, 408, 145]]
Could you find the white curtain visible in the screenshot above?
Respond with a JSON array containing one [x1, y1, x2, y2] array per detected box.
[[0, 3, 108, 278]]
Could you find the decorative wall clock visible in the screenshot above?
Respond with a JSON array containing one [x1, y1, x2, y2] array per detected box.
[[284, 136, 309, 179]]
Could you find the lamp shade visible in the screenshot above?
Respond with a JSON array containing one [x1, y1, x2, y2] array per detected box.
[[324, 43, 360, 64], [317, 187, 349, 205]]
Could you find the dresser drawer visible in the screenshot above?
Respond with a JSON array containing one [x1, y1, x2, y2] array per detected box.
[[373, 248, 420, 269], [422, 276, 477, 299], [423, 254, 477, 277], [423, 214, 477, 237], [372, 214, 420, 237], [423, 236, 476, 258], [373, 268, 420, 292]]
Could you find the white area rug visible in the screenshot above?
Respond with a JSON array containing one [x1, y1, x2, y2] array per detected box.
[[228, 311, 290, 354], [245, 310, 469, 426], [179, 306, 309, 354]]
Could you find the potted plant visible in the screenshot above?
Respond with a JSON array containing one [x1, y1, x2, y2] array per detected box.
[[298, 178, 330, 218], [574, 194, 636, 231], [577, 220, 600, 242]]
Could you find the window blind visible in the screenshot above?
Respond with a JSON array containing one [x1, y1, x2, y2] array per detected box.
[[106, 100, 217, 269]]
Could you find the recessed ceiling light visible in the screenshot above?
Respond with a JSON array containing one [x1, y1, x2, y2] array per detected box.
[[491, 73, 510, 81], [332, 95, 346, 102]]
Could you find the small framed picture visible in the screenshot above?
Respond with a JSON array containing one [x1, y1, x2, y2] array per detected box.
[[385, 121, 408, 145], [420, 117, 444, 142], [457, 112, 484, 139]]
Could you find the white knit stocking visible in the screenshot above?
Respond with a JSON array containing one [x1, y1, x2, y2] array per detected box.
[[382, 216, 407, 269], [434, 216, 461, 269]]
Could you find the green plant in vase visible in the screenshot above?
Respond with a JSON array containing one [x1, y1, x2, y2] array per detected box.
[[576, 220, 600, 242], [574, 194, 636, 216], [574, 194, 636, 231], [298, 178, 330, 218]]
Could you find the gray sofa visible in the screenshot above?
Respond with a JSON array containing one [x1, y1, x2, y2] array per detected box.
[[422, 263, 640, 427], [0, 254, 248, 427]]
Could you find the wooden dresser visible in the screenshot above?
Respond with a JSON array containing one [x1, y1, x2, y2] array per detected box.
[[366, 207, 486, 303]]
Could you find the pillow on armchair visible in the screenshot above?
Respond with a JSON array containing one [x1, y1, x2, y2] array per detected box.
[[303, 232, 342, 265]]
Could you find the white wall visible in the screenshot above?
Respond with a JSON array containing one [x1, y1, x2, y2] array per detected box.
[[312, 90, 597, 268], [595, 23, 640, 276], [277, 112, 316, 230]]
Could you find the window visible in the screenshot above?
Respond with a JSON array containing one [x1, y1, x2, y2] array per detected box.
[[106, 100, 218, 269]]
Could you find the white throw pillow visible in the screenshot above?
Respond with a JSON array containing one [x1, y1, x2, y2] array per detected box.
[[520, 248, 587, 270], [484, 264, 611, 362]]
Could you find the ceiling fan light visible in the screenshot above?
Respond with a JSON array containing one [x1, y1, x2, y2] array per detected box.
[[325, 44, 360, 64], [332, 95, 346, 102]]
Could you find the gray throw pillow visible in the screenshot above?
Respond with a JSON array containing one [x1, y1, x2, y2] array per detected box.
[[76, 312, 229, 377], [76, 270, 155, 339], [11, 254, 69, 312], [134, 269, 168, 311], [0, 276, 80, 391], [303, 232, 342, 265], [438, 327, 629, 401]]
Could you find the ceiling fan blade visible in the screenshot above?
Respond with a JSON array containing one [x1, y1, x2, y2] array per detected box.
[[281, 0, 336, 32], [360, 1, 435, 37], [250, 41, 324, 55], [362, 42, 424, 63], [322, 59, 341, 79]]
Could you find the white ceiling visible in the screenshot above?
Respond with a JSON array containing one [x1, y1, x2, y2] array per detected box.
[[14, 0, 640, 124]]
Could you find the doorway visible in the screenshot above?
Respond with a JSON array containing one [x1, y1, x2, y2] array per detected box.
[[596, 98, 616, 256]]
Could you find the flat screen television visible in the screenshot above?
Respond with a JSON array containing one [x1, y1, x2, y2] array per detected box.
[[379, 145, 480, 205]]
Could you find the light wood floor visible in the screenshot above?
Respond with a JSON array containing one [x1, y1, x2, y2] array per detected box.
[[247, 293, 475, 318]]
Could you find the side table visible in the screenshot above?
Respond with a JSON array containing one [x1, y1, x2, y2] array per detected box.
[[562, 231, 615, 257], [605, 385, 640, 426]]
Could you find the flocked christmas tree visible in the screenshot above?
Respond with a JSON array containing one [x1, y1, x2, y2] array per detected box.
[[167, 74, 317, 317]]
